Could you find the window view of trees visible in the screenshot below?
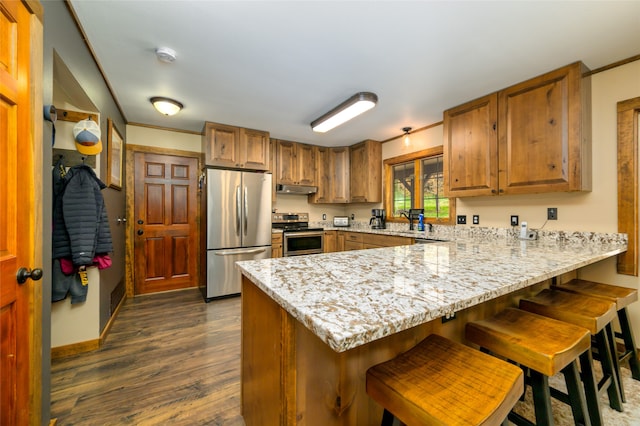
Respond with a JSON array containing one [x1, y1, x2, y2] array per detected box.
[[385, 148, 453, 223]]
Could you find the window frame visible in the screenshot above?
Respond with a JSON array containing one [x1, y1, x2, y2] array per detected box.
[[383, 146, 456, 225]]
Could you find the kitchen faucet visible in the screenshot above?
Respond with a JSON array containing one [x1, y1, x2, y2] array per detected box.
[[397, 209, 425, 231]]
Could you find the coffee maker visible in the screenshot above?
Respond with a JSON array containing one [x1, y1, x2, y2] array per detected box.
[[370, 209, 386, 229]]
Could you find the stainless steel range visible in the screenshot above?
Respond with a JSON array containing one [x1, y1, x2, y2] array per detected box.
[[272, 213, 324, 256]]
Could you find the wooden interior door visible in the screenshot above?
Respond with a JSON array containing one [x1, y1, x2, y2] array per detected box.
[[133, 152, 199, 294], [0, 0, 42, 423]]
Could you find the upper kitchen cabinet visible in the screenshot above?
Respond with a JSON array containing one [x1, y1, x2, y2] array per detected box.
[[275, 140, 316, 186], [443, 93, 498, 197], [202, 121, 270, 171], [350, 140, 382, 202], [444, 61, 592, 197], [309, 146, 350, 204]]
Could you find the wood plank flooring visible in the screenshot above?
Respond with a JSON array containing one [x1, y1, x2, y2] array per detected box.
[[50, 288, 245, 425]]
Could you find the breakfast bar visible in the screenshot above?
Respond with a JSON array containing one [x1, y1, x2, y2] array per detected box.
[[236, 231, 627, 425]]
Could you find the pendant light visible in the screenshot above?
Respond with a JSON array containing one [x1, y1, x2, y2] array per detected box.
[[402, 127, 412, 147]]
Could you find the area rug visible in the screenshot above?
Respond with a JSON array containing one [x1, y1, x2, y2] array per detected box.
[[512, 365, 640, 425]]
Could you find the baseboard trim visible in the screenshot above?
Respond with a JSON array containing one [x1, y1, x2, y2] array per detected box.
[[51, 294, 127, 359]]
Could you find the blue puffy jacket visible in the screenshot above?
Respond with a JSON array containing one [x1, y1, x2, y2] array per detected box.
[[52, 164, 113, 265]]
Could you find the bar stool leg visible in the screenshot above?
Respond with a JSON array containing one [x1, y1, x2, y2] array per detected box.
[[381, 409, 395, 426], [618, 307, 640, 380], [595, 328, 623, 412], [580, 350, 604, 426], [562, 360, 589, 426], [530, 371, 554, 425], [605, 324, 626, 402]]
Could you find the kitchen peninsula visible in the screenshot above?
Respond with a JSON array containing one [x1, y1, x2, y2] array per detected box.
[[236, 230, 627, 425]]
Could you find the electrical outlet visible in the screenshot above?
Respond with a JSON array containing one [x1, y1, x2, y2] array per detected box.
[[351, 213, 355, 220], [322, 213, 326, 220], [547, 207, 558, 220], [472, 215, 480, 225], [511, 215, 519, 226], [457, 215, 467, 225], [442, 312, 457, 323]]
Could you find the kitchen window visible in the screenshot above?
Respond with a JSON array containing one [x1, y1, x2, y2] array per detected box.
[[384, 146, 455, 224]]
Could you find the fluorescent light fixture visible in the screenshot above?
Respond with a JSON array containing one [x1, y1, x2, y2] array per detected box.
[[311, 92, 378, 133], [150, 97, 183, 116]]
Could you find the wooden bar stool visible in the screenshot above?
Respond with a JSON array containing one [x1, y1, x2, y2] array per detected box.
[[555, 278, 640, 391], [366, 334, 524, 426], [466, 308, 596, 426], [519, 288, 623, 418]]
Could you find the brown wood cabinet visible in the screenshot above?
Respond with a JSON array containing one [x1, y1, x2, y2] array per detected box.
[[271, 233, 282, 258], [202, 121, 270, 170], [343, 232, 364, 251], [340, 232, 414, 252], [309, 146, 350, 204], [350, 140, 382, 202], [323, 231, 337, 253], [275, 140, 316, 186], [444, 62, 591, 197]]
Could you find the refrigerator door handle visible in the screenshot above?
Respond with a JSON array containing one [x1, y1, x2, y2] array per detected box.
[[235, 185, 241, 237], [243, 186, 248, 236], [214, 247, 267, 256]]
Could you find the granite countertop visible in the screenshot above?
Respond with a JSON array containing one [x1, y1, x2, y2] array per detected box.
[[238, 230, 627, 353]]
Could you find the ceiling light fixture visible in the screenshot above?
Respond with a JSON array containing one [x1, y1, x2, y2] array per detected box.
[[402, 127, 412, 147], [310, 92, 378, 133], [150, 97, 183, 116]]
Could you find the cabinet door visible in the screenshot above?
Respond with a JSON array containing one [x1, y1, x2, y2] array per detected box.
[[498, 62, 590, 194], [296, 143, 316, 186], [202, 122, 241, 167], [276, 140, 297, 185], [443, 93, 498, 197], [330, 147, 350, 203], [241, 128, 270, 171], [336, 232, 345, 252], [323, 231, 337, 253], [350, 140, 381, 202], [310, 146, 331, 203]]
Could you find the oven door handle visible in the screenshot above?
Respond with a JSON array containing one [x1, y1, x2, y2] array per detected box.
[[284, 231, 324, 238], [215, 247, 267, 256]]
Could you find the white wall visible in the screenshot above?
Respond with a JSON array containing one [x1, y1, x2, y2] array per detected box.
[[126, 125, 201, 152]]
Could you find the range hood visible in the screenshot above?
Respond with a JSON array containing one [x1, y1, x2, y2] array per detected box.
[[276, 184, 317, 194]]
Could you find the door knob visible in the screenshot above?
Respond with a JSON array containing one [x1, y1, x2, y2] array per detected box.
[[137, 229, 144, 235], [16, 267, 43, 284]]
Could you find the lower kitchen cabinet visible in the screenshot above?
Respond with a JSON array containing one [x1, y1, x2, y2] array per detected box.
[[271, 233, 282, 258], [341, 232, 414, 252], [324, 231, 337, 253]]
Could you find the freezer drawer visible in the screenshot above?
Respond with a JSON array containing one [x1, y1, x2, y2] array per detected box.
[[204, 246, 271, 301]]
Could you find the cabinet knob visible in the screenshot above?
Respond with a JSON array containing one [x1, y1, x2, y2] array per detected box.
[[499, 189, 504, 193], [491, 189, 497, 194]]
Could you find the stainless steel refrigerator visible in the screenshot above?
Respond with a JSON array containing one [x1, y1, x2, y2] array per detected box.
[[202, 168, 272, 301]]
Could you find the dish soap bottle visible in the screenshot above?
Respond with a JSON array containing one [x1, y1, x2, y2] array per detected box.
[[417, 213, 424, 231]]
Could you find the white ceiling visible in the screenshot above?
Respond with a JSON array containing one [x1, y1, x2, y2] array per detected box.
[[69, 1, 640, 147]]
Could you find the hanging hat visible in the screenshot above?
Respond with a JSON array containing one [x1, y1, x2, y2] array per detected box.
[[73, 118, 102, 155]]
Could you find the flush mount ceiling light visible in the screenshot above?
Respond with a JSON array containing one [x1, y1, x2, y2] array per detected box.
[[150, 97, 183, 116], [310, 92, 378, 133], [402, 127, 412, 147]]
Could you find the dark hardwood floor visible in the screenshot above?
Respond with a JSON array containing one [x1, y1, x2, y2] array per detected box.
[[50, 288, 245, 425]]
